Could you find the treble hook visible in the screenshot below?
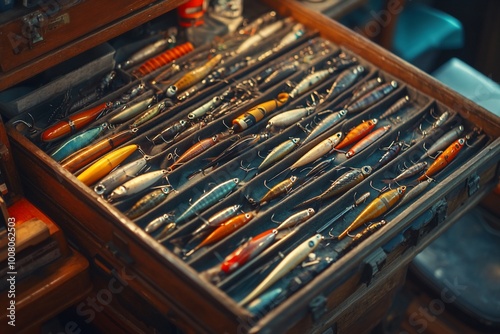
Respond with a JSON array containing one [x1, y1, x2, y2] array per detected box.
[[296, 122, 310, 134], [222, 119, 234, 134], [239, 160, 257, 174], [369, 180, 383, 193]]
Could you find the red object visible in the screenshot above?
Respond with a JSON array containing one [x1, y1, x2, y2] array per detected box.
[[137, 42, 194, 76], [177, 0, 206, 27], [40, 102, 110, 142]]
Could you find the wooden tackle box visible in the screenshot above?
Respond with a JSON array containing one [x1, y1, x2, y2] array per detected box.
[[4, 0, 500, 333]]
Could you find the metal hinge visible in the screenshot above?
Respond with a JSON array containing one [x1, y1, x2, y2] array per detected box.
[[467, 172, 480, 197], [362, 247, 387, 285], [22, 12, 45, 47]]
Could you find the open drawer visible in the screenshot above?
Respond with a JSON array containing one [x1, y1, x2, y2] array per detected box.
[[5, 0, 500, 333]]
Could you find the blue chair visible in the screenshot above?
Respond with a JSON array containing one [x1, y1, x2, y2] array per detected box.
[[393, 3, 464, 72], [340, 1, 464, 72], [432, 58, 500, 117]]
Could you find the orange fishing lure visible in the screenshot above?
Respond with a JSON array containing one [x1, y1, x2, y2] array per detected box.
[[418, 138, 465, 181], [336, 119, 378, 150]]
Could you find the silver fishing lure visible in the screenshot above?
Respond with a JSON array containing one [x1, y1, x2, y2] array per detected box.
[[290, 68, 334, 99], [420, 125, 464, 159], [107, 169, 168, 202], [266, 106, 315, 130], [239, 234, 322, 305], [94, 157, 148, 195]]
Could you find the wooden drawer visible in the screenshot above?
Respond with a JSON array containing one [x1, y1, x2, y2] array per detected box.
[[5, 0, 500, 333], [0, 0, 186, 90]]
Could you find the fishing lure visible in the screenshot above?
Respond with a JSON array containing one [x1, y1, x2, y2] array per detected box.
[[420, 125, 464, 160], [126, 187, 171, 219], [107, 169, 168, 202], [41, 102, 112, 142], [275, 23, 306, 50], [323, 65, 365, 102], [172, 121, 207, 144], [130, 100, 172, 128], [236, 18, 288, 54], [50, 123, 108, 162], [259, 176, 298, 206], [168, 134, 226, 172], [336, 119, 378, 150], [379, 96, 410, 120], [151, 120, 189, 144], [382, 161, 428, 184], [432, 111, 450, 129], [259, 61, 299, 91], [346, 125, 391, 158], [338, 220, 387, 256], [221, 229, 277, 274], [238, 11, 277, 35], [417, 138, 465, 181], [114, 83, 149, 106], [316, 192, 371, 234], [345, 81, 398, 114], [346, 77, 383, 105], [305, 157, 335, 179], [338, 186, 406, 240], [239, 233, 322, 305], [94, 157, 148, 195], [188, 96, 223, 120], [231, 93, 289, 132], [136, 41, 194, 76], [145, 214, 173, 234], [156, 222, 178, 243], [60, 128, 138, 173], [202, 133, 271, 172], [266, 106, 315, 131], [108, 96, 156, 125], [301, 109, 348, 146], [258, 138, 300, 172], [77, 144, 139, 186], [395, 177, 434, 209], [185, 212, 255, 257], [289, 68, 335, 99], [53, 84, 148, 141], [291, 132, 343, 170], [181, 204, 243, 244], [175, 178, 240, 224], [298, 166, 372, 209], [121, 34, 175, 69], [371, 141, 405, 171], [254, 57, 293, 85], [275, 208, 315, 231], [167, 54, 223, 97], [176, 80, 210, 102]]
